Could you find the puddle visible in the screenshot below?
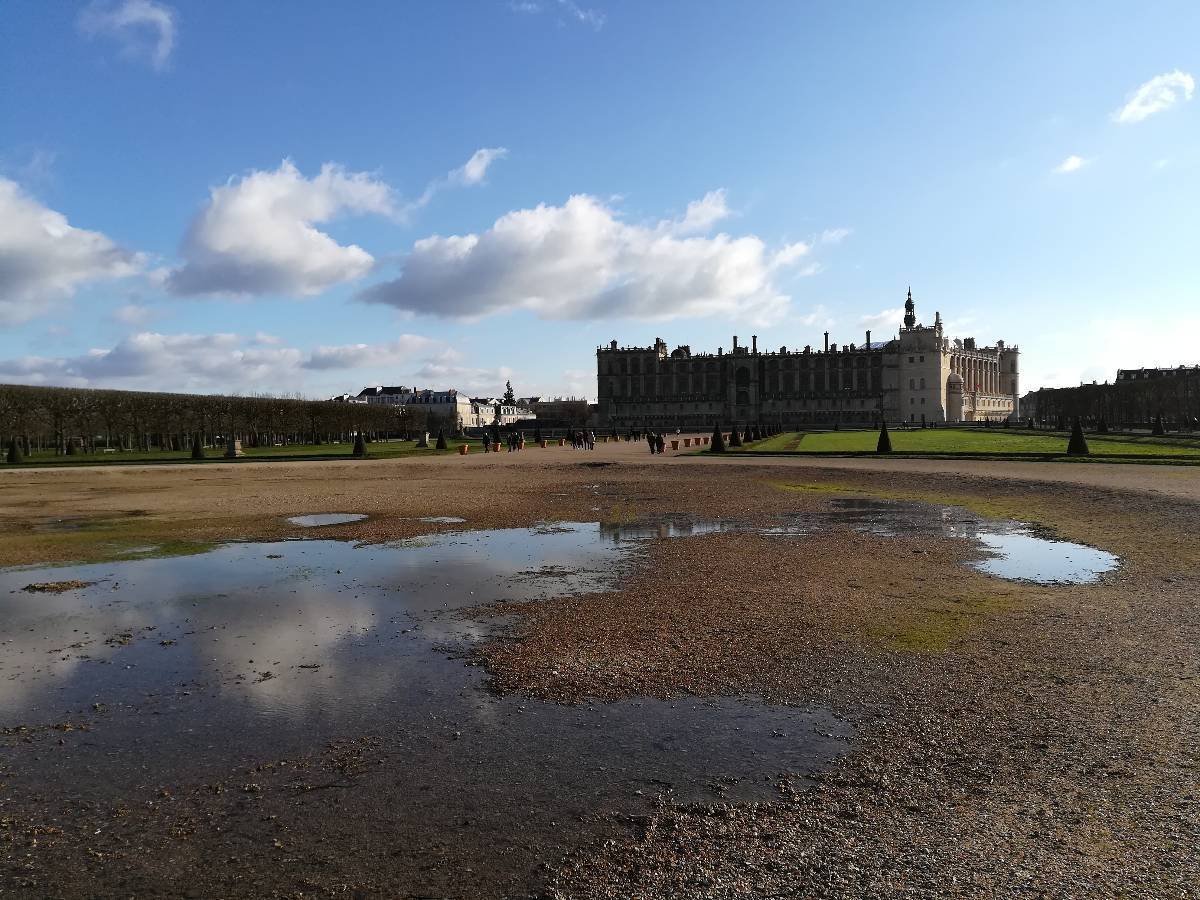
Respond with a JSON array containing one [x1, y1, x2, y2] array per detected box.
[[797, 499, 1119, 584], [600, 501, 1118, 584], [0, 524, 847, 895], [418, 515, 467, 524], [285, 512, 367, 527]]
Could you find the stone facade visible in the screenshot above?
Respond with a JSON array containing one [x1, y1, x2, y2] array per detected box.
[[595, 291, 1019, 429]]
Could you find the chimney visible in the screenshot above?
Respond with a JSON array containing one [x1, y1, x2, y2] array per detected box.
[[752, 335, 758, 354], [823, 331, 829, 353], [866, 329, 871, 348], [733, 335, 739, 350]]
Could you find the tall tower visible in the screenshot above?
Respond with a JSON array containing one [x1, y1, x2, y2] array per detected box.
[[903, 287, 916, 329]]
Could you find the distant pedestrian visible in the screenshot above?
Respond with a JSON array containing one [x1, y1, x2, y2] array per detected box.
[[656, 433, 666, 454], [647, 432, 656, 454]]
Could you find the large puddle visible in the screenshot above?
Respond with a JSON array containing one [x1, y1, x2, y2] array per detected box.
[[600, 499, 1119, 584], [0, 524, 847, 895], [0, 501, 1116, 894]]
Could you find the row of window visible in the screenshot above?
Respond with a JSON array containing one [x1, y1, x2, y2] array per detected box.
[[601, 355, 884, 376]]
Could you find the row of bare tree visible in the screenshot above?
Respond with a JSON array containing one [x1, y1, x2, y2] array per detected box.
[[0, 384, 450, 456], [1023, 372, 1200, 430]]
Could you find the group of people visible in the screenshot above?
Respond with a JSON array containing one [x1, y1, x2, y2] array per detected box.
[[481, 432, 525, 452], [645, 432, 668, 454], [570, 430, 596, 450]]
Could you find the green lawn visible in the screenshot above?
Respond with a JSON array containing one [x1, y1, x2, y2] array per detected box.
[[4, 438, 480, 467], [736, 428, 1200, 458]]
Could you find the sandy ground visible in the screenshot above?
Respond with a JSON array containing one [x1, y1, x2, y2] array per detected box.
[[2, 441, 1199, 897]]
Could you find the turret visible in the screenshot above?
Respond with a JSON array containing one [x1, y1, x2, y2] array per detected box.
[[903, 287, 916, 329]]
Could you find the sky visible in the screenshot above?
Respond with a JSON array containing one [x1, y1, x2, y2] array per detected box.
[[2, 1, 1198, 401]]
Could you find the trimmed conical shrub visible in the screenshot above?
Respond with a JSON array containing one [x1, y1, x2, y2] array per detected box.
[[876, 420, 892, 453], [1097, 417, 1108, 434], [191, 434, 205, 459], [352, 432, 367, 457], [1152, 414, 1165, 436], [435, 429, 447, 450], [1066, 418, 1089, 456], [710, 425, 726, 452], [6, 438, 22, 464], [729, 427, 743, 447], [743, 426, 753, 443], [534, 427, 543, 444]]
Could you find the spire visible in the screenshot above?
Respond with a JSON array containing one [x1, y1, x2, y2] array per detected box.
[[903, 286, 916, 328]]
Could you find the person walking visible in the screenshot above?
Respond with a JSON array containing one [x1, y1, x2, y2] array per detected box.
[[646, 432, 656, 454], [656, 433, 666, 454]]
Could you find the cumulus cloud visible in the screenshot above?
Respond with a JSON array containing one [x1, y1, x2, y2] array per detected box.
[[167, 160, 395, 297], [0, 331, 463, 393], [168, 151, 507, 297], [358, 192, 820, 325], [670, 189, 732, 235], [450, 148, 508, 187], [302, 335, 441, 370], [1112, 70, 1194, 124], [1053, 154, 1088, 174], [77, 0, 177, 71], [0, 177, 144, 325], [112, 302, 158, 325]]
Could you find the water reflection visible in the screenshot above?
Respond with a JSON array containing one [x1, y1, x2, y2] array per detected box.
[[598, 500, 1119, 584], [0, 526, 846, 811]]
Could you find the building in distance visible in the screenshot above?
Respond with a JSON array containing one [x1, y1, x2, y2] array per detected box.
[[595, 289, 1019, 429]]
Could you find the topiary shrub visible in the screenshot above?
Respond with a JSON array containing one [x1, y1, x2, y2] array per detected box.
[[710, 425, 726, 453], [352, 432, 367, 457], [435, 429, 448, 450], [6, 438, 22, 464], [743, 426, 753, 443], [191, 434, 205, 460], [1152, 414, 1165, 436], [876, 420, 892, 453], [729, 427, 743, 448], [1097, 417, 1108, 434], [1066, 417, 1089, 456]]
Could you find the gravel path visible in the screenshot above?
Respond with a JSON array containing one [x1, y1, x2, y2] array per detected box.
[[1, 445, 1197, 897]]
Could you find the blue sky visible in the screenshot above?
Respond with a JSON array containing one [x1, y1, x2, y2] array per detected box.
[[2, 1, 1197, 399]]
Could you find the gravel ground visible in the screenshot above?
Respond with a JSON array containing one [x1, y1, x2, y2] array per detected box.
[[2, 441, 1198, 897]]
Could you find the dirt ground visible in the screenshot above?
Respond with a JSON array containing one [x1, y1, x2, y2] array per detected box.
[[2, 440, 1198, 897]]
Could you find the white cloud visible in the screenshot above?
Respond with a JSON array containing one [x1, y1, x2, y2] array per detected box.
[[0, 177, 144, 325], [0, 332, 464, 394], [857, 308, 903, 331], [510, 0, 604, 28], [1112, 70, 1194, 124], [1053, 154, 1089, 174], [671, 189, 732, 235], [302, 335, 441, 370], [820, 227, 851, 244], [557, 0, 605, 28], [450, 148, 508, 187], [77, 0, 177, 71], [167, 152, 507, 297], [167, 160, 395, 297], [112, 303, 157, 325], [359, 192, 822, 325]]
